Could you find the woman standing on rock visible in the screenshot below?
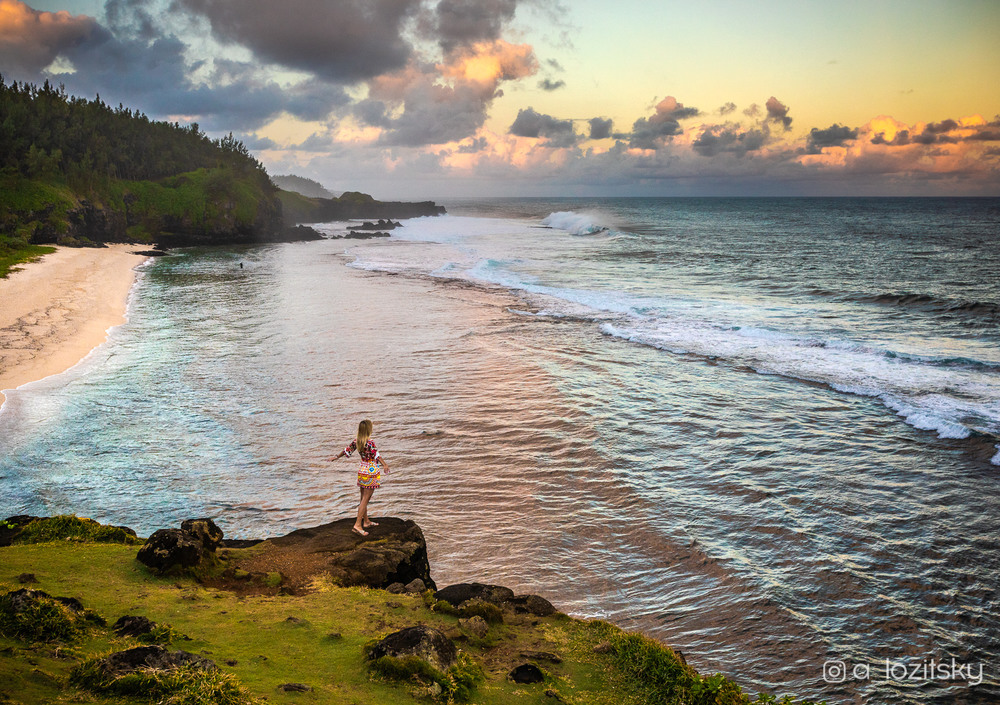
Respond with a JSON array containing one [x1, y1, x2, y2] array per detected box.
[[331, 418, 389, 536]]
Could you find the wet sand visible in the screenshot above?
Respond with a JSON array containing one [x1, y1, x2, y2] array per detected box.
[[0, 245, 148, 407]]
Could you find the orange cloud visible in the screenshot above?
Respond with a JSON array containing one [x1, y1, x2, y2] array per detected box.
[[440, 40, 537, 85], [0, 0, 98, 77]]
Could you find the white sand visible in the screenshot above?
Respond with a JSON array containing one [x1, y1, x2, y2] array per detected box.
[[0, 245, 148, 407]]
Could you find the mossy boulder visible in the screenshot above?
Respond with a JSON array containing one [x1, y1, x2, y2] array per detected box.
[[136, 518, 224, 575], [0, 588, 104, 641], [368, 625, 457, 672]]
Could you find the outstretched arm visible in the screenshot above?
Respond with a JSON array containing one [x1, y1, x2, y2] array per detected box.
[[378, 456, 390, 474], [330, 449, 346, 461]]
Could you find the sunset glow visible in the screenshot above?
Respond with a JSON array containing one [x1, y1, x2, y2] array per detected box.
[[4, 0, 999, 196]]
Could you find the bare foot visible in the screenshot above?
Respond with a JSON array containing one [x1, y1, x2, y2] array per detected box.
[[352, 526, 368, 537], [363, 520, 379, 528]]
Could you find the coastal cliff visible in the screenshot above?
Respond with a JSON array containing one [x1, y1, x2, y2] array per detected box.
[[0, 515, 819, 705], [0, 80, 445, 274]]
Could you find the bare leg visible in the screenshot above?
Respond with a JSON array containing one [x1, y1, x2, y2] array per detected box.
[[354, 487, 375, 534]]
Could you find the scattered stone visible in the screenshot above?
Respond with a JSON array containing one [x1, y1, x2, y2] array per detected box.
[[520, 650, 562, 663], [324, 632, 342, 641], [545, 688, 567, 701], [433, 583, 514, 608], [458, 615, 488, 638], [278, 683, 312, 692], [16, 574, 37, 584], [112, 615, 155, 637], [91, 645, 215, 678], [386, 582, 406, 594], [403, 578, 426, 593], [509, 663, 545, 684], [385, 601, 403, 609], [593, 641, 613, 654], [368, 625, 457, 672], [284, 616, 304, 624], [225, 659, 238, 666]]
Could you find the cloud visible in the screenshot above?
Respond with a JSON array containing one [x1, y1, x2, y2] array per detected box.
[[717, 102, 736, 116], [805, 123, 859, 153], [765, 96, 792, 130], [360, 40, 538, 146], [538, 78, 565, 91], [509, 106, 577, 147], [628, 96, 699, 149], [588, 117, 612, 140], [692, 124, 769, 157], [0, 0, 102, 79], [433, 0, 518, 52], [174, 0, 420, 82]]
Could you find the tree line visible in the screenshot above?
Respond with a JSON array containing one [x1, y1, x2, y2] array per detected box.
[[0, 77, 267, 185]]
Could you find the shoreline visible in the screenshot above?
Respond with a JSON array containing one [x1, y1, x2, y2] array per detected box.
[[0, 245, 149, 409]]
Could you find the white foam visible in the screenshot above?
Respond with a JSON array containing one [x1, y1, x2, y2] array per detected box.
[[598, 316, 1000, 444], [992, 445, 1000, 466], [541, 211, 609, 235], [330, 210, 1000, 452]]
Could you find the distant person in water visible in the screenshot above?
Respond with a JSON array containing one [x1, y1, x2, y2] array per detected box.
[[330, 418, 390, 536]]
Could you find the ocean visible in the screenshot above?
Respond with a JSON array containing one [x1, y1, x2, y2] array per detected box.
[[2, 197, 998, 703]]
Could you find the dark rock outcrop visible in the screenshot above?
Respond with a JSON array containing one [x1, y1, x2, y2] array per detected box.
[[344, 230, 391, 239], [91, 645, 215, 678], [368, 626, 457, 672], [136, 518, 224, 575], [353, 219, 401, 230], [280, 189, 445, 225], [433, 583, 515, 607], [506, 593, 557, 617], [224, 517, 435, 592], [433, 583, 556, 616]]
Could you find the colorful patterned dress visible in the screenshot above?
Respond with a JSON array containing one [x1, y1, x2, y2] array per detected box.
[[344, 439, 381, 489]]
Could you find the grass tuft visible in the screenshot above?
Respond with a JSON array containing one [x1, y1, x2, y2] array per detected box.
[[12, 516, 141, 545], [369, 651, 483, 703], [0, 590, 92, 642], [70, 656, 257, 704]]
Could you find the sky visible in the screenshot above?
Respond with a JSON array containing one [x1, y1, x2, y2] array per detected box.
[[3, 0, 1000, 198]]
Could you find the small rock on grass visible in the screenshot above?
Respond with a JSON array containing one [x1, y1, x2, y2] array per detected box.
[[112, 615, 155, 637], [278, 683, 312, 692], [458, 615, 488, 638], [593, 641, 612, 654], [17, 574, 37, 584], [509, 663, 545, 684]]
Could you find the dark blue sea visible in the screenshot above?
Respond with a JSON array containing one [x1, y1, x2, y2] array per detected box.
[[2, 197, 999, 703]]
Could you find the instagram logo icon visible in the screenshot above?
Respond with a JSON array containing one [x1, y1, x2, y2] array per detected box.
[[823, 660, 848, 683]]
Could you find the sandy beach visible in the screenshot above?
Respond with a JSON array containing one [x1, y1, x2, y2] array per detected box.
[[0, 245, 148, 407]]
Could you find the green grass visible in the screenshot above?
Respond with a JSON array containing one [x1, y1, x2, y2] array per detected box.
[[0, 241, 56, 279], [0, 539, 822, 705]]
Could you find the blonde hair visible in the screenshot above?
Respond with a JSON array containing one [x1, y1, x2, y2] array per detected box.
[[356, 418, 373, 450]]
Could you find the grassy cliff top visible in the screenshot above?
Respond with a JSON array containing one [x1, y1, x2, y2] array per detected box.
[[0, 534, 822, 705]]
